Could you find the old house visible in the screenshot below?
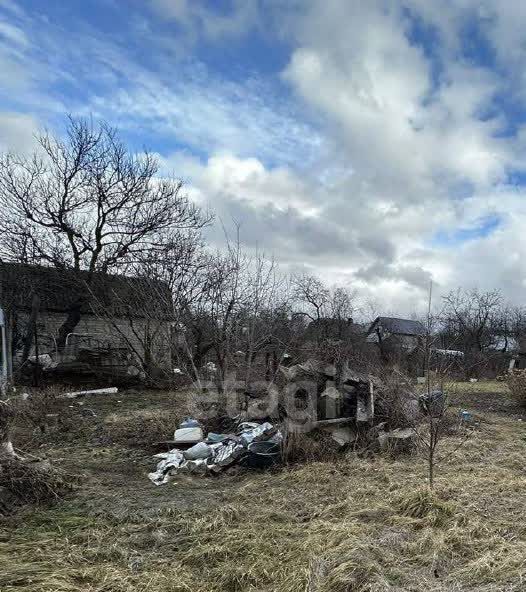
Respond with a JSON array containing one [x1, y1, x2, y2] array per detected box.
[[366, 317, 426, 349], [366, 316, 426, 373], [0, 263, 173, 382]]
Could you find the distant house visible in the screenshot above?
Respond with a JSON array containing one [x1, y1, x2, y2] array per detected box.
[[0, 262, 173, 381], [366, 316, 426, 351]]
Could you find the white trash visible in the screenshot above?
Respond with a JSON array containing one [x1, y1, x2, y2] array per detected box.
[[183, 442, 212, 460], [59, 387, 118, 399], [173, 427, 203, 444], [148, 449, 185, 485]]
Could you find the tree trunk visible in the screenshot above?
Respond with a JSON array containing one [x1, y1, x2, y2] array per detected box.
[[428, 446, 434, 489], [21, 293, 40, 363], [56, 297, 85, 352]]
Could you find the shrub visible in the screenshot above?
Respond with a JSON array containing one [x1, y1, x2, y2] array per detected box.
[[374, 371, 420, 429], [0, 459, 76, 514], [506, 370, 526, 405]]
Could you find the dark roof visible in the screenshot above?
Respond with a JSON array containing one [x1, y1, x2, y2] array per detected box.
[[0, 263, 172, 319], [368, 316, 426, 336]]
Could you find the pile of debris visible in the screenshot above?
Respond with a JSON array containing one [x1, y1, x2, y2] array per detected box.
[[149, 359, 422, 484], [149, 419, 282, 485]]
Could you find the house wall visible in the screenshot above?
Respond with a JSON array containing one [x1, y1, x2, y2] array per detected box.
[[14, 310, 171, 368], [0, 307, 8, 393]]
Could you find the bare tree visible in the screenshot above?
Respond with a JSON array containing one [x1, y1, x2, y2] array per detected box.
[[441, 288, 502, 377], [174, 242, 248, 391], [292, 273, 330, 322], [492, 303, 526, 353], [416, 283, 473, 488], [0, 117, 210, 351], [329, 286, 356, 322], [441, 288, 502, 352], [239, 252, 289, 390]]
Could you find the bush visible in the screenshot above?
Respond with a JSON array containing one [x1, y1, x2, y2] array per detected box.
[[374, 371, 420, 429], [0, 459, 76, 514], [15, 387, 65, 432], [281, 427, 341, 464], [506, 370, 526, 405]]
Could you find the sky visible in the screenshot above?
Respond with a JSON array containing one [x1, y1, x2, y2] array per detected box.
[[1, 0, 526, 314]]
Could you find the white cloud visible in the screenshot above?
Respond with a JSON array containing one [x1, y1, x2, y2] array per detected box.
[[150, 0, 259, 41], [283, 1, 510, 193], [86, 67, 322, 168], [154, 0, 526, 311], [0, 111, 39, 152], [0, 20, 28, 46]]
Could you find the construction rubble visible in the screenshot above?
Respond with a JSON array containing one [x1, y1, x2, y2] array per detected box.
[[149, 358, 421, 484], [149, 420, 282, 485], [244, 358, 378, 426]]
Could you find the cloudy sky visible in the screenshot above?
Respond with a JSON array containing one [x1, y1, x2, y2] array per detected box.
[[1, 0, 526, 313]]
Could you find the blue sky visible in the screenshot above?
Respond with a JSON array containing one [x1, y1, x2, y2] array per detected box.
[[1, 0, 526, 311]]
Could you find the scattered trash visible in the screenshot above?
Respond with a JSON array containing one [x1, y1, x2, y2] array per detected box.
[[239, 422, 277, 446], [459, 410, 473, 422], [59, 387, 119, 399], [246, 441, 281, 468], [212, 441, 245, 469], [148, 421, 283, 485], [419, 390, 445, 416], [377, 427, 414, 450], [183, 442, 212, 460], [149, 449, 185, 485], [179, 418, 201, 428], [173, 426, 204, 444], [321, 424, 357, 447], [206, 432, 229, 443]]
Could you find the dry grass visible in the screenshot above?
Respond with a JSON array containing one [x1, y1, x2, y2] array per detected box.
[[100, 407, 181, 447], [447, 379, 509, 395], [1, 384, 526, 591]]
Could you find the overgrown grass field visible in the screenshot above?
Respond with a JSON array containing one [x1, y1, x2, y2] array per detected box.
[[2, 381, 526, 591]]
